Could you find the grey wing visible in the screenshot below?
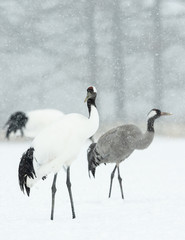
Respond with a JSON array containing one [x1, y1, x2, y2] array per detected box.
[[118, 125, 143, 147], [96, 124, 143, 163], [96, 128, 118, 161]]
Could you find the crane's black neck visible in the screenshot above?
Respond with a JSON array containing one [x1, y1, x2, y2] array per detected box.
[[147, 117, 156, 132], [87, 98, 96, 117]]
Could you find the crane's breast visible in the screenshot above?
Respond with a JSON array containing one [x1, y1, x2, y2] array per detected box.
[[31, 114, 92, 166]]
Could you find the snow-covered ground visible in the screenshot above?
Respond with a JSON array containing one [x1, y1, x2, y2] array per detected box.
[[0, 137, 185, 240]]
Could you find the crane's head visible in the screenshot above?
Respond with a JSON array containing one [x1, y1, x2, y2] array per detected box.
[[87, 142, 97, 178], [84, 86, 97, 103], [147, 109, 172, 120], [4, 111, 28, 139]]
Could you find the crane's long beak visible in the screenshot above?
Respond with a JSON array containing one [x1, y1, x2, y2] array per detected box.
[[84, 92, 90, 102], [84, 96, 88, 102], [161, 112, 172, 116]]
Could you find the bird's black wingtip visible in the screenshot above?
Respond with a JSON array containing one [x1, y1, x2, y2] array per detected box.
[[25, 186, 30, 196], [87, 143, 97, 179], [88, 170, 91, 178], [88, 168, 96, 178], [91, 168, 96, 178], [20, 183, 30, 197], [18, 147, 35, 197]]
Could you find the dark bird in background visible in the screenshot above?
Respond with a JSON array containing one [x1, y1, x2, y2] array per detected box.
[[4, 109, 64, 139], [88, 109, 172, 199]]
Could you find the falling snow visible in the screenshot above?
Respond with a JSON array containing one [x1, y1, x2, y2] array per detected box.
[[1, 0, 185, 239]]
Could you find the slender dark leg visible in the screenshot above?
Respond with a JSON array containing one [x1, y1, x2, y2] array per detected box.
[[51, 173, 58, 220], [108, 165, 117, 198], [63, 166, 67, 172], [117, 166, 124, 199], [20, 128, 24, 137], [66, 167, 76, 219]]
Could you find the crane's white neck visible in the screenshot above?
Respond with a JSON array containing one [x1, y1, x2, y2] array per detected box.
[[87, 104, 99, 138]]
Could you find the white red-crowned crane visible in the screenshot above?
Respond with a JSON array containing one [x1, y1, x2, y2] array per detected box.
[[4, 109, 65, 139], [18, 86, 99, 220]]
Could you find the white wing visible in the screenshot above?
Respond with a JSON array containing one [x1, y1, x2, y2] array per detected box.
[[24, 109, 64, 137]]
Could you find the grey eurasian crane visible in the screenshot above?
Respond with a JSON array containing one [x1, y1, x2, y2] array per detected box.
[[18, 86, 99, 220], [87, 109, 171, 199]]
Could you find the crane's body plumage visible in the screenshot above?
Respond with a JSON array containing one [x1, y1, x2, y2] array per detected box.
[[24, 109, 65, 138], [27, 106, 99, 187], [95, 124, 154, 165]]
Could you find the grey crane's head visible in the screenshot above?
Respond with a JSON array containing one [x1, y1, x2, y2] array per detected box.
[[87, 142, 97, 177], [84, 86, 97, 103], [147, 109, 172, 121]]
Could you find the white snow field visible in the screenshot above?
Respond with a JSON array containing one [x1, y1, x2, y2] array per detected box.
[[0, 137, 185, 240]]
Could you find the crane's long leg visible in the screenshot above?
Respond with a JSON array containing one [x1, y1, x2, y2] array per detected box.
[[117, 166, 124, 199], [108, 165, 117, 198], [51, 173, 58, 220], [66, 167, 76, 219], [20, 128, 24, 137]]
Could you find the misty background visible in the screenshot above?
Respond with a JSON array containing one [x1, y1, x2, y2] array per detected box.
[[0, 0, 185, 136]]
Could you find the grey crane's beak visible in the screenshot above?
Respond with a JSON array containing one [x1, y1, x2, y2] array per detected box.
[[161, 112, 172, 116]]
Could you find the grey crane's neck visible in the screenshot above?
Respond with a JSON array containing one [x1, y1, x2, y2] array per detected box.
[[136, 130, 154, 149], [135, 118, 155, 150], [147, 118, 155, 132], [87, 98, 96, 117]]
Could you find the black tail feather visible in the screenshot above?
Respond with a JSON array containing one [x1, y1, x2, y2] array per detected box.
[[4, 111, 28, 139], [18, 147, 36, 196], [87, 143, 99, 178]]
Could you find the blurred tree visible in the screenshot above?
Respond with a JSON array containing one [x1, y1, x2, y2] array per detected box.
[[152, 0, 163, 108], [112, 0, 125, 120], [0, 0, 185, 128], [84, 0, 97, 88]]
